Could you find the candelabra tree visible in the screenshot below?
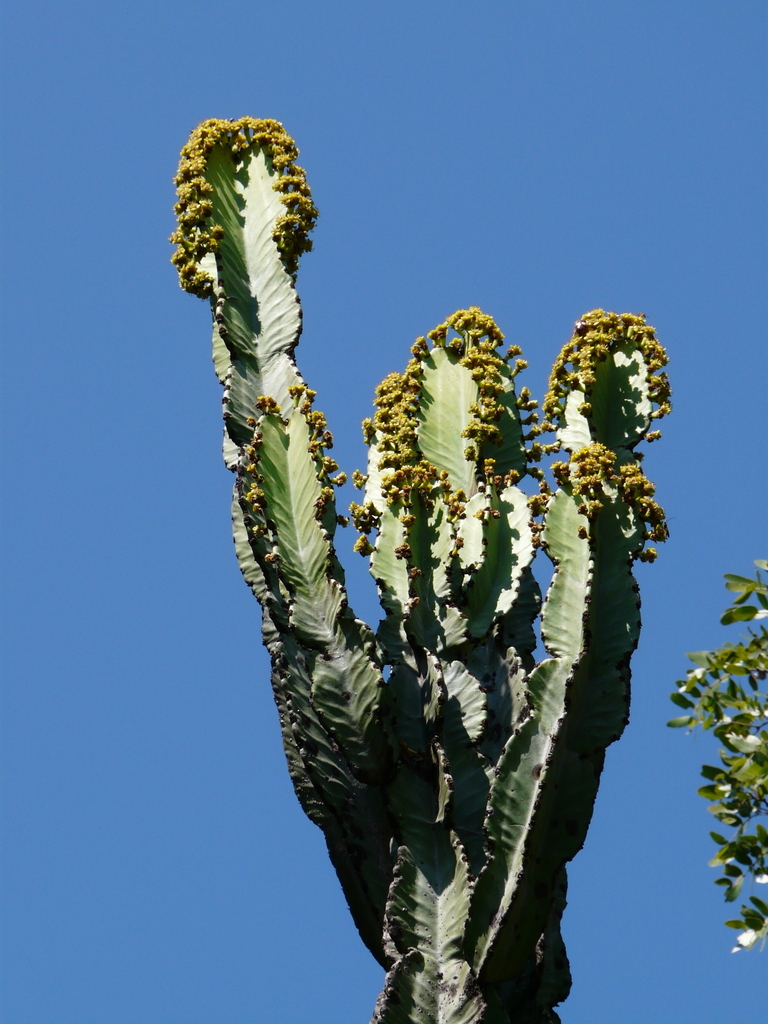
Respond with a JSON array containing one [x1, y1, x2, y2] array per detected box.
[[171, 117, 670, 1023]]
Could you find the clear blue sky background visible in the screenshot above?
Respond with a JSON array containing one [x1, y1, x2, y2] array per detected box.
[[1, 2, 765, 1021]]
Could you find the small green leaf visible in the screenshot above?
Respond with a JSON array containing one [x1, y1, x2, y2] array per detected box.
[[724, 574, 759, 589], [725, 732, 761, 753], [687, 651, 712, 668], [721, 605, 759, 624], [725, 877, 745, 902], [732, 847, 754, 867], [698, 784, 722, 799], [715, 812, 742, 826], [742, 910, 765, 929], [670, 692, 694, 709], [668, 715, 695, 728]]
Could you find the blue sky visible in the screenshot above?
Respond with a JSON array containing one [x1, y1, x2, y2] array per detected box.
[[1, 2, 765, 1021]]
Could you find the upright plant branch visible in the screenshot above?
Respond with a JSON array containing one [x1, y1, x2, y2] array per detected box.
[[171, 117, 670, 1023]]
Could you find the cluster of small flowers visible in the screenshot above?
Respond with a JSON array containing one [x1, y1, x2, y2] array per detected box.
[[550, 442, 668, 559], [170, 117, 318, 297], [353, 308, 544, 557], [542, 309, 670, 424]]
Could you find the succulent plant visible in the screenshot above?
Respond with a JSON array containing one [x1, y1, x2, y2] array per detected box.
[[172, 117, 669, 1023]]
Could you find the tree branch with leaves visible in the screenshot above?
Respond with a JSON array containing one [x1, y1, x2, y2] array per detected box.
[[670, 561, 768, 951]]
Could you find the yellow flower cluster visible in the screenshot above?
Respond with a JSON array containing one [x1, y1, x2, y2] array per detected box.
[[349, 500, 381, 536], [551, 443, 668, 557], [427, 307, 505, 349], [543, 309, 671, 426], [360, 308, 514, 514], [617, 462, 669, 551], [170, 117, 318, 297], [353, 308, 525, 557], [428, 307, 511, 460], [551, 443, 618, 519]]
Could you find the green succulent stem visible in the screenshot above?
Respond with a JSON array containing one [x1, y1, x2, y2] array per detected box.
[[172, 119, 669, 1023]]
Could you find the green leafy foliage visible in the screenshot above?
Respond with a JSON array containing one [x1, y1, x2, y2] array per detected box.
[[669, 562, 768, 951], [172, 119, 669, 1022]]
